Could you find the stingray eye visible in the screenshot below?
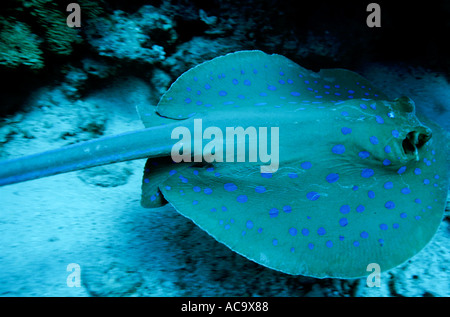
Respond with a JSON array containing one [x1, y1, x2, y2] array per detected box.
[[387, 112, 395, 118]]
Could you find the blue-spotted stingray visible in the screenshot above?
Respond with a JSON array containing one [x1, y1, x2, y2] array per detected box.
[[0, 51, 448, 278]]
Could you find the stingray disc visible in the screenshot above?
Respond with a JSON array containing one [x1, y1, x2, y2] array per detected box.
[[140, 51, 449, 278]]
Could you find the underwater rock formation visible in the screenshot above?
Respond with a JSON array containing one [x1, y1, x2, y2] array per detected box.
[[85, 5, 177, 64]]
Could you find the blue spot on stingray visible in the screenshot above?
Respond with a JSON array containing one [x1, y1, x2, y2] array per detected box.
[[237, 195, 248, 203], [340, 205, 350, 214], [244, 79, 251, 86], [255, 186, 266, 193], [288, 172, 298, 178], [222, 206, 227, 212], [224, 183, 237, 191], [397, 166, 407, 174], [193, 186, 201, 192], [383, 159, 391, 166], [301, 162, 312, 169], [424, 179, 430, 184], [307, 191, 320, 201], [278, 79, 285, 84], [326, 173, 339, 183], [219, 90, 227, 96], [339, 218, 348, 227], [332, 144, 345, 154], [272, 239, 278, 246], [385, 201, 395, 209], [359, 151, 370, 159], [317, 227, 326, 236], [246, 220, 254, 229], [356, 205, 365, 213], [232, 78, 238, 85], [400, 212, 407, 218], [283, 205, 292, 213], [360, 103, 367, 109], [204, 188, 213, 195], [185, 98, 192, 104], [360, 231, 369, 239], [368, 190, 375, 199], [290, 91, 301, 96], [326, 241, 333, 248], [384, 145, 391, 153], [384, 181, 393, 189], [302, 228, 309, 236], [401, 187, 411, 194], [415, 198, 422, 204], [369, 136, 379, 145], [267, 85, 277, 91], [361, 168, 374, 178], [375, 115, 384, 124], [193, 200, 198, 205], [341, 127, 352, 135], [261, 173, 272, 178], [392, 130, 400, 138], [380, 224, 388, 230], [210, 208, 217, 212], [353, 241, 360, 247], [204, 83, 211, 90], [144, 178, 150, 183], [414, 168, 421, 175], [289, 228, 298, 236], [269, 208, 279, 218], [308, 243, 314, 250]]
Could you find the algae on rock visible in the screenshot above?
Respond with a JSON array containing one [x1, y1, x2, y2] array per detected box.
[[23, 0, 82, 56], [0, 18, 44, 70]]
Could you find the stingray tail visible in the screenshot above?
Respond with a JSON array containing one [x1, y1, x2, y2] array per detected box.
[[0, 122, 182, 186]]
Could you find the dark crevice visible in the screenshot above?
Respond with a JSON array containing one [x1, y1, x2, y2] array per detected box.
[[402, 130, 432, 156]]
